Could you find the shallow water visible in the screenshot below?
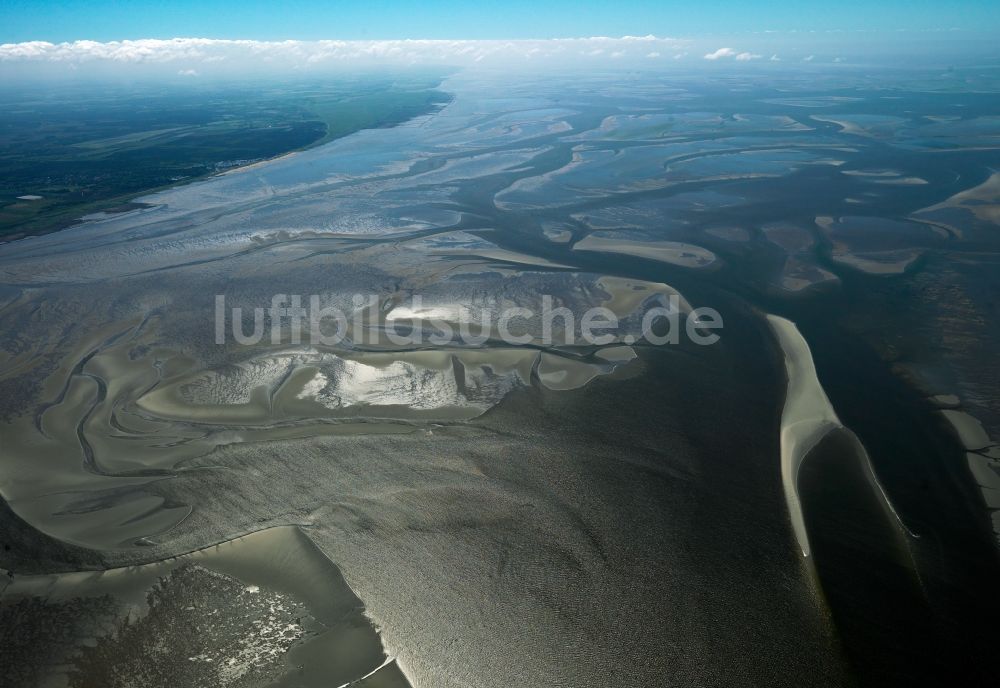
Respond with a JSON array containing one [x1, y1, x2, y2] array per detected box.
[[2, 68, 1000, 686]]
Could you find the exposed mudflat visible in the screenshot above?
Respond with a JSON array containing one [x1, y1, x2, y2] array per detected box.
[[2, 69, 1000, 687]]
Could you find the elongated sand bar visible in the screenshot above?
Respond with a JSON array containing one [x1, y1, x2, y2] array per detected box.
[[767, 315, 906, 558]]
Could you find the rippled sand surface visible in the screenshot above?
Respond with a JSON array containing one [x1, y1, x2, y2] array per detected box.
[[3, 70, 1000, 686]]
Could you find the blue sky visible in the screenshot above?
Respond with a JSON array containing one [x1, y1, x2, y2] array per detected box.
[[2, 1, 996, 79], [2, 0, 998, 42]]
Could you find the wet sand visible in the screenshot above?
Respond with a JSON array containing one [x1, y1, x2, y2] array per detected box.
[[1, 526, 406, 688], [2, 68, 1000, 687]]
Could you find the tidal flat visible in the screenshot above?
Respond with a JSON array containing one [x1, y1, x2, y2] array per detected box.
[[2, 67, 1000, 687]]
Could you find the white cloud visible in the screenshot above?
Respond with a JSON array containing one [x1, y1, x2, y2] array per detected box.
[[803, 54, 815, 62], [704, 47, 737, 60], [2, 36, 839, 79], [0, 36, 692, 72]]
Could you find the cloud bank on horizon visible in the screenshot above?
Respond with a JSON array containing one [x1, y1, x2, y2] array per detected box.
[[0, 36, 770, 77], [0, 36, 690, 66], [0, 33, 992, 79]]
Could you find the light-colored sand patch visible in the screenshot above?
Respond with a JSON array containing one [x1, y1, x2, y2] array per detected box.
[[406, 230, 575, 269], [841, 169, 928, 184], [767, 315, 903, 558], [829, 249, 922, 275], [815, 216, 835, 231], [378, 273, 692, 348], [775, 257, 839, 293], [459, 248, 575, 270], [574, 233, 717, 269], [941, 409, 993, 451], [542, 224, 573, 243], [219, 150, 301, 175], [595, 275, 692, 317], [536, 353, 604, 391], [980, 446, 1000, 460], [810, 116, 866, 136], [842, 169, 903, 178], [2, 526, 404, 688], [873, 177, 928, 186], [930, 394, 961, 408], [922, 171, 1000, 208], [141, 349, 521, 423], [768, 315, 843, 557], [139, 346, 635, 427], [810, 114, 905, 138], [966, 450, 1000, 538], [967, 454, 1000, 493], [816, 216, 930, 275], [915, 171, 1000, 224]]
